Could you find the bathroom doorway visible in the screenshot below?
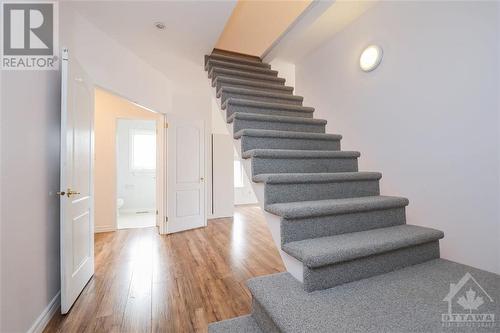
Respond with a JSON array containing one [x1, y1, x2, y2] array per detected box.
[[116, 119, 157, 229], [94, 88, 166, 234]]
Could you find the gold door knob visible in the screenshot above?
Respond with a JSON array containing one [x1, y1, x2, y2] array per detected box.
[[67, 189, 80, 197], [56, 191, 66, 196]]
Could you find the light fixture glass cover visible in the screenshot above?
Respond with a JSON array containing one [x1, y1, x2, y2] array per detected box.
[[360, 45, 383, 72]]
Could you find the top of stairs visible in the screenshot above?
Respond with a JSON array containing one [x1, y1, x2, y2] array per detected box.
[[205, 53, 270, 69]]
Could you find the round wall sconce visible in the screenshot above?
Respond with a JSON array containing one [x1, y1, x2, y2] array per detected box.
[[359, 45, 383, 72]]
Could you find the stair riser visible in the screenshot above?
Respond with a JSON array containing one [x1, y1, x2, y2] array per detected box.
[[205, 54, 270, 69], [233, 118, 325, 134], [221, 91, 303, 106], [212, 72, 285, 86], [251, 157, 358, 175], [302, 241, 440, 292], [226, 104, 313, 120], [241, 136, 340, 153], [280, 207, 406, 245], [207, 61, 278, 77], [216, 81, 293, 95], [251, 299, 280, 333], [265, 180, 380, 205]]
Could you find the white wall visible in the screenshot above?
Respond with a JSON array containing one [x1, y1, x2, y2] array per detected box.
[[212, 134, 234, 218], [1, 70, 61, 332], [296, 1, 500, 274], [234, 175, 258, 206], [117, 120, 156, 214]]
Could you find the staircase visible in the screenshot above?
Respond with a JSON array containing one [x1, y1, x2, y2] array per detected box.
[[205, 50, 500, 332]]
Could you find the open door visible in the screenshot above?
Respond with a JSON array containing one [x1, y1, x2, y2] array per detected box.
[[59, 48, 94, 314], [166, 115, 206, 233]]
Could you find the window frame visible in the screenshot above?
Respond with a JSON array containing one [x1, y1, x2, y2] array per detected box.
[[129, 129, 157, 173]]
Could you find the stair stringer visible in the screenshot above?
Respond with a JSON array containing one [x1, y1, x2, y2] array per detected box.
[[209, 83, 304, 282]]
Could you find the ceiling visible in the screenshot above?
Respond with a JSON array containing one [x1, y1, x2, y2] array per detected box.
[[215, 0, 312, 57], [69, 1, 237, 74], [265, 0, 379, 63]]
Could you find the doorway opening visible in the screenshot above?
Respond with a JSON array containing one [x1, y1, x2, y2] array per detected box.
[[94, 88, 165, 234], [116, 119, 157, 229]]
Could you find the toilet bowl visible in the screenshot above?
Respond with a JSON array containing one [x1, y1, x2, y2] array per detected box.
[[117, 198, 124, 216]]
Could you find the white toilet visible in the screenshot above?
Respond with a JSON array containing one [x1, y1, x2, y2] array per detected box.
[[117, 198, 124, 217]]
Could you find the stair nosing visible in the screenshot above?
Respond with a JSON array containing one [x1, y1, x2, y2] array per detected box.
[[253, 172, 382, 184], [234, 129, 341, 141], [214, 76, 293, 91], [242, 149, 360, 159], [265, 195, 409, 219], [210, 67, 286, 82], [223, 98, 314, 112], [282, 224, 444, 268], [218, 86, 303, 101], [228, 112, 326, 125]]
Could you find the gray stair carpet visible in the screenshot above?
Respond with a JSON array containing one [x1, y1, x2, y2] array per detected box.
[[229, 113, 326, 133], [205, 51, 499, 332], [218, 86, 303, 106], [214, 76, 294, 95]]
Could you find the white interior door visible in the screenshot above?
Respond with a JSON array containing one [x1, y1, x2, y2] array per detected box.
[[59, 49, 94, 314], [166, 115, 206, 233]]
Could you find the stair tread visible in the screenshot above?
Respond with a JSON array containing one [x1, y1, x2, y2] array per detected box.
[[253, 171, 382, 184], [265, 195, 409, 219], [243, 149, 360, 159], [208, 315, 262, 333], [218, 86, 303, 101], [209, 67, 285, 82], [283, 224, 444, 268], [229, 112, 326, 124], [234, 129, 341, 140], [207, 59, 278, 75], [214, 76, 293, 91], [246, 259, 500, 333], [223, 98, 313, 112], [206, 54, 270, 68]]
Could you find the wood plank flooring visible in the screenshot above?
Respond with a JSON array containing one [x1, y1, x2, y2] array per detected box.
[[44, 206, 285, 333]]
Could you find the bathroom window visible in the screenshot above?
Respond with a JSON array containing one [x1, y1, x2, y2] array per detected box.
[[130, 130, 156, 172]]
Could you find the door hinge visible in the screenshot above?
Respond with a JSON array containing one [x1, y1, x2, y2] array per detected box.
[[165, 216, 168, 223], [164, 122, 168, 129], [156, 210, 158, 215]]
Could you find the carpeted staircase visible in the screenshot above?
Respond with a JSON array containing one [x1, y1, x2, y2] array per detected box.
[[205, 50, 500, 332]]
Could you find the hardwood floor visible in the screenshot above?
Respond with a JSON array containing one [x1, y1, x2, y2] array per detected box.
[[44, 206, 285, 333]]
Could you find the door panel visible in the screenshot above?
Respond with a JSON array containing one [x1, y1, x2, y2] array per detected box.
[[167, 115, 206, 233], [60, 48, 94, 314]]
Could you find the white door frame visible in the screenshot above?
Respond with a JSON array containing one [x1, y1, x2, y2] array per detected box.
[[112, 114, 166, 234], [157, 115, 167, 234]]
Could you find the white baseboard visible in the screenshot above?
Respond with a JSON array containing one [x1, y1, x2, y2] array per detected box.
[[94, 225, 116, 233], [27, 291, 60, 333]]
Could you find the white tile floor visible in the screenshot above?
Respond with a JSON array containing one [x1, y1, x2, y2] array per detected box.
[[117, 212, 156, 229]]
